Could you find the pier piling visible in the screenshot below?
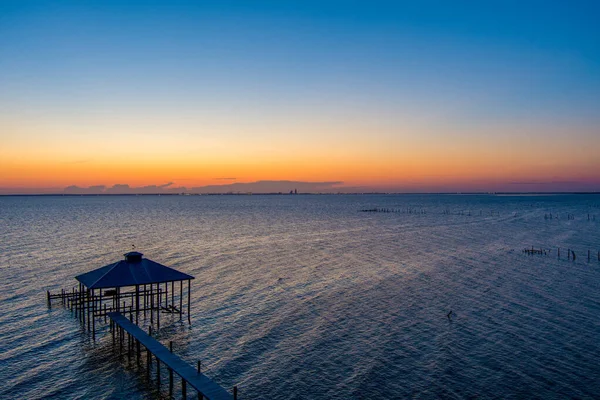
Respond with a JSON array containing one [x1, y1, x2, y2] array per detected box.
[[156, 355, 161, 389]]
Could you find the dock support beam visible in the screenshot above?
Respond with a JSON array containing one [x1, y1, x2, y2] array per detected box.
[[135, 285, 139, 325], [169, 341, 174, 397], [146, 345, 151, 381], [156, 355, 161, 389], [180, 281, 183, 321]]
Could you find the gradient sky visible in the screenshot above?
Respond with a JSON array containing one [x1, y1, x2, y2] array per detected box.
[[1, 0, 599, 193]]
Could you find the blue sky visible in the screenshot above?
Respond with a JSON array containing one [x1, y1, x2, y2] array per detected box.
[[1, 1, 599, 192]]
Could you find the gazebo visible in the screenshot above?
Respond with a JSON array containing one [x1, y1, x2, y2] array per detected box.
[[45, 252, 240, 399], [50, 251, 195, 337]]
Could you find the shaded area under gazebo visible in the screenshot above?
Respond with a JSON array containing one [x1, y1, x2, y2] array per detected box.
[[48, 251, 195, 337]]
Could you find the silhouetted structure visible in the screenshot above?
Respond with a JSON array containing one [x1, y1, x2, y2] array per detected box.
[[48, 252, 194, 335], [47, 252, 239, 399]]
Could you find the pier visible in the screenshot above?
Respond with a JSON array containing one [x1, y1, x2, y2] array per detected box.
[[109, 312, 235, 399], [47, 251, 238, 399]]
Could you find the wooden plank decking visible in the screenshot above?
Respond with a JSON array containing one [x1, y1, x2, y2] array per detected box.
[[108, 312, 233, 400]]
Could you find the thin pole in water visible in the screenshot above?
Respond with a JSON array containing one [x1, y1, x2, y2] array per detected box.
[[92, 289, 96, 340], [146, 343, 151, 381], [169, 341, 174, 396], [180, 281, 183, 320], [135, 285, 139, 325], [156, 355, 161, 389]]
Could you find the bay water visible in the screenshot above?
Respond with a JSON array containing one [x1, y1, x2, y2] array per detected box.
[[1, 194, 599, 399]]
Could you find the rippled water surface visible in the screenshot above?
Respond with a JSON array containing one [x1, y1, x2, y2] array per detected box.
[[1, 194, 600, 399]]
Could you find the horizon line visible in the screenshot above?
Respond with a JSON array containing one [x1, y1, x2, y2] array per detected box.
[[1, 192, 599, 196]]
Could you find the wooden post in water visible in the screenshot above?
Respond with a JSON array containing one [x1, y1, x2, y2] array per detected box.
[[87, 288, 91, 332], [136, 339, 141, 366], [169, 341, 174, 397], [156, 354, 161, 389], [182, 379, 187, 398], [92, 289, 96, 340], [233, 385, 238, 400], [180, 281, 183, 320], [197, 361, 203, 400], [157, 284, 161, 329], [188, 279, 191, 324], [119, 327, 123, 358], [116, 287, 121, 313], [83, 286, 87, 326], [78, 283, 83, 321], [128, 331, 132, 362], [165, 282, 168, 308], [47, 290, 51, 307], [135, 285, 139, 325], [150, 284, 154, 326], [146, 342, 151, 381], [143, 284, 147, 319]]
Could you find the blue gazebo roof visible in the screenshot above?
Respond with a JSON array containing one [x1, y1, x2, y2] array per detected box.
[[75, 252, 195, 289]]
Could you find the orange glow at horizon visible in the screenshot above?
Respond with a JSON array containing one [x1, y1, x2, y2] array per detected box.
[[1, 113, 599, 191]]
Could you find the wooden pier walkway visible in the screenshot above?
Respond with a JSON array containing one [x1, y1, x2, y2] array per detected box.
[[108, 312, 234, 400]]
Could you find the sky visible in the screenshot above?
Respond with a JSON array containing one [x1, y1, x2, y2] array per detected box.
[[1, 0, 599, 193]]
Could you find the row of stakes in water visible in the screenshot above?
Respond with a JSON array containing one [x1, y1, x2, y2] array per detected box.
[[359, 207, 426, 214], [544, 213, 597, 221], [523, 246, 600, 262], [358, 208, 502, 216]]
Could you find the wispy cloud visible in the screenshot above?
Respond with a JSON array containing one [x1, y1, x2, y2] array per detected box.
[[508, 180, 581, 185]]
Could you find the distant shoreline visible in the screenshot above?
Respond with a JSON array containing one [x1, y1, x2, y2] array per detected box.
[[1, 192, 599, 197]]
